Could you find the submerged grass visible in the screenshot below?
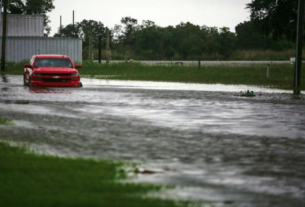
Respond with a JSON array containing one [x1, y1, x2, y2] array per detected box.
[[0, 142, 190, 207], [15, 100, 30, 105], [0, 118, 14, 125]]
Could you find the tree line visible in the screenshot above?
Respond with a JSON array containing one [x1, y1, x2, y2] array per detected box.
[[7, 0, 301, 60], [55, 16, 295, 60]]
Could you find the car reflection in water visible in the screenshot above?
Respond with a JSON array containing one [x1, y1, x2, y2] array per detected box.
[[24, 86, 73, 94]]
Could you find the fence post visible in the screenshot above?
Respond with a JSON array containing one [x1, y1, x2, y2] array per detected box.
[[294, 0, 305, 94], [266, 64, 270, 78], [106, 27, 111, 64]]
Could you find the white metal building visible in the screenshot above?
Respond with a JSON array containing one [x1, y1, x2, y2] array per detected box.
[[0, 14, 82, 62], [0, 14, 44, 37]]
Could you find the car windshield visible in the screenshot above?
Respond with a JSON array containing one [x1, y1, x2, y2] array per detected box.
[[34, 58, 73, 68]]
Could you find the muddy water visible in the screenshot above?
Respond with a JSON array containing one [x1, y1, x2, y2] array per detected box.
[[1, 75, 305, 207]]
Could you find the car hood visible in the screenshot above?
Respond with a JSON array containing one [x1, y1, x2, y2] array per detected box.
[[34, 67, 79, 73]]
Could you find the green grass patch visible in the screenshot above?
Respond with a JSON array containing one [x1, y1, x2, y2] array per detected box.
[[78, 61, 304, 90], [15, 100, 30, 105], [0, 142, 192, 207], [0, 118, 14, 125], [0, 61, 27, 75], [3, 60, 304, 90], [238, 90, 257, 97]]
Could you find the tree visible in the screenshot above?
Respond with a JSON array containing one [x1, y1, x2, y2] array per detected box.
[[53, 19, 108, 60], [236, 21, 265, 49], [218, 27, 237, 58], [171, 22, 204, 59], [121, 17, 138, 46], [78, 20, 107, 48], [54, 24, 82, 38], [247, 0, 298, 40], [180, 34, 204, 59], [234, 21, 291, 50], [134, 20, 168, 59], [8, 0, 24, 14], [200, 26, 220, 59], [8, 0, 55, 36]]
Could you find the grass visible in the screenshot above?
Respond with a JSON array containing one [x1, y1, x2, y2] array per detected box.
[[2, 60, 304, 90], [0, 142, 192, 207], [77, 61, 303, 90], [1, 61, 27, 75], [0, 118, 14, 125], [15, 100, 30, 105]]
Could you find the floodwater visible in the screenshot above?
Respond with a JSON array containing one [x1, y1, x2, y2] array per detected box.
[[1, 75, 305, 207]]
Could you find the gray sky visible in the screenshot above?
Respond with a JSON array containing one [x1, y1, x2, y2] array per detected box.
[[49, 0, 251, 35]]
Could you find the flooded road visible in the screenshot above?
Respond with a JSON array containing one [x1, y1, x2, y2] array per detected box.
[[1, 75, 305, 207]]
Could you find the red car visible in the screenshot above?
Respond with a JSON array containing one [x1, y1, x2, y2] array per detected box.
[[24, 55, 82, 87]]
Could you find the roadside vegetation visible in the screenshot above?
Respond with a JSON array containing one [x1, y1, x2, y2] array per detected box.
[[77, 61, 303, 90], [1, 62, 27, 75], [55, 18, 297, 61], [0, 142, 192, 207], [2, 61, 304, 90]]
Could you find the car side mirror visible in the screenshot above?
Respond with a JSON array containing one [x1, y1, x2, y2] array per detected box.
[[24, 63, 32, 68], [75, 64, 82, 69]]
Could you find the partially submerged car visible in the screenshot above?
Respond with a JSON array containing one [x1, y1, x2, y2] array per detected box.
[[24, 55, 82, 87]]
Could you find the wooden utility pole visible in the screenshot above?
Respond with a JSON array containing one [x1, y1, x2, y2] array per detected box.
[[294, 0, 305, 94], [1, 0, 8, 72], [72, 11, 76, 37], [88, 24, 93, 60], [106, 27, 111, 63], [98, 36, 102, 63], [60, 15, 62, 36]]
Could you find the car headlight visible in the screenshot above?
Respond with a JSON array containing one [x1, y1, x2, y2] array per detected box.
[[71, 73, 78, 77]]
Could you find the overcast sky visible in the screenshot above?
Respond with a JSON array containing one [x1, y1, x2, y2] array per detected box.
[[49, 0, 251, 35]]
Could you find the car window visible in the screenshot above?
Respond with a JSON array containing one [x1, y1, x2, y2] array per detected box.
[[34, 58, 73, 68]]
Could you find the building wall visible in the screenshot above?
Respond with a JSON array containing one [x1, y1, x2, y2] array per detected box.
[[0, 37, 82, 63], [0, 14, 44, 37]]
